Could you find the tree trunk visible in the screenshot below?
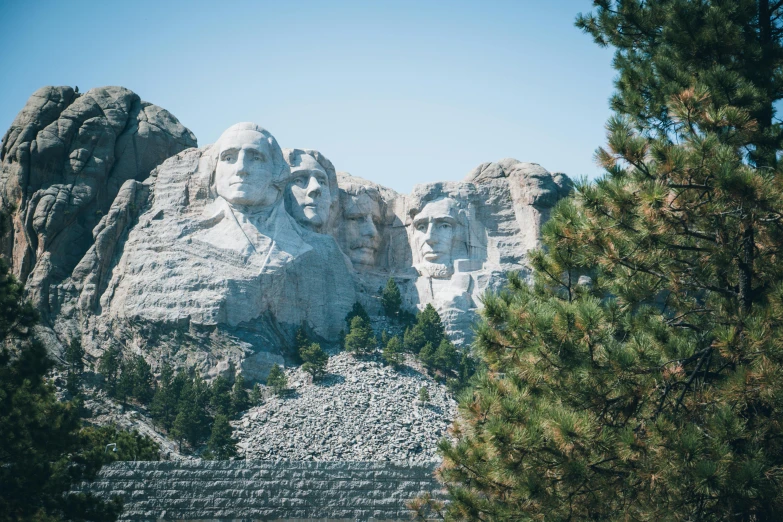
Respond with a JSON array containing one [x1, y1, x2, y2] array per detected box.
[[739, 217, 754, 314], [756, 0, 777, 168]]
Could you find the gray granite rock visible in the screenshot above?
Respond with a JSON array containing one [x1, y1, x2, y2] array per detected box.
[[2, 88, 570, 381], [0, 86, 196, 332], [80, 460, 443, 521], [237, 352, 456, 463]]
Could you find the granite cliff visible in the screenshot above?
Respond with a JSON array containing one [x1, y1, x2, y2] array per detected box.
[[1, 86, 571, 383]]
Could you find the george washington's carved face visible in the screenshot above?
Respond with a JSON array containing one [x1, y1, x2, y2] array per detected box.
[[215, 129, 279, 208]]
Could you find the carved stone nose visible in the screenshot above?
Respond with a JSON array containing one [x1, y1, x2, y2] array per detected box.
[[307, 177, 322, 196], [423, 223, 437, 243], [361, 217, 377, 236], [235, 154, 249, 176]]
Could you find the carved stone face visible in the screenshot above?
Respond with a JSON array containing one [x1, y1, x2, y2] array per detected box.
[[288, 154, 331, 228], [412, 198, 460, 267], [215, 129, 279, 208], [341, 192, 381, 267]]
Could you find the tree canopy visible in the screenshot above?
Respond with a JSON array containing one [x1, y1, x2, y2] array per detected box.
[[0, 258, 125, 522], [431, 1, 783, 520]]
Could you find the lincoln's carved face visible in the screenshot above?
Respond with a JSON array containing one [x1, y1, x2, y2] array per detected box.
[[288, 154, 332, 228], [412, 198, 460, 267], [340, 192, 381, 267], [215, 129, 279, 208]]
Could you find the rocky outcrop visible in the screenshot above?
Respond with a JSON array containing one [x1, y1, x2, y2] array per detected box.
[[340, 161, 573, 345], [1, 88, 571, 383], [0, 86, 197, 328]]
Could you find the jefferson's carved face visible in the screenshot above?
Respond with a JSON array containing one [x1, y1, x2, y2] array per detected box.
[[341, 192, 381, 266], [215, 129, 278, 208], [289, 154, 331, 228], [412, 198, 459, 266]]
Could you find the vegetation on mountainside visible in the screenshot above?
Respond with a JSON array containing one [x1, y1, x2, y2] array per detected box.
[[381, 277, 403, 318], [0, 256, 128, 522], [421, 1, 783, 520], [382, 335, 404, 367], [344, 315, 377, 355], [266, 364, 288, 396]]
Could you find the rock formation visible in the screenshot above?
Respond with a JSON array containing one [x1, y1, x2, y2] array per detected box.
[[0, 86, 196, 323], [1, 86, 571, 382]]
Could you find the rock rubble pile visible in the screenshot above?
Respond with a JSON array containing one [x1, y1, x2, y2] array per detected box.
[[235, 352, 457, 462]]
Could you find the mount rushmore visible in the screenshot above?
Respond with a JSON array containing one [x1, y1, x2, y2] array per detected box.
[[0, 86, 571, 382]]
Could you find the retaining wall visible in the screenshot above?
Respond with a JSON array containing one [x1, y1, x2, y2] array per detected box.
[[82, 460, 442, 521]]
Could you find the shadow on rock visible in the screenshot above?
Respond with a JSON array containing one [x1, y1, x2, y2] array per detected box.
[[317, 373, 346, 388]]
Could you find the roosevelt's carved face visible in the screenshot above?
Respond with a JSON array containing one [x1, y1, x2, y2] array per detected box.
[[288, 154, 331, 228], [341, 192, 381, 267], [412, 198, 460, 267], [215, 129, 279, 208]]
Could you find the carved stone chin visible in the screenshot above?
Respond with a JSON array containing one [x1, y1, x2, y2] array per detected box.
[[414, 262, 454, 280]]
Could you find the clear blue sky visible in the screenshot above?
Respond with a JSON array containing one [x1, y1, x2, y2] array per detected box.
[[0, 0, 614, 194]]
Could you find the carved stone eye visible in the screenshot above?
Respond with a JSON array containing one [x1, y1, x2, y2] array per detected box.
[[416, 223, 428, 232], [294, 177, 307, 187], [439, 223, 452, 230]]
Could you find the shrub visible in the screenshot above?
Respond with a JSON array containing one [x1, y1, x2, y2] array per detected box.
[[266, 364, 288, 395], [381, 278, 402, 318], [300, 342, 328, 380], [344, 315, 376, 355], [382, 336, 404, 367]]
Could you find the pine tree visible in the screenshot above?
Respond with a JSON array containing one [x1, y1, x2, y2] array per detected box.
[[418, 386, 430, 403], [381, 278, 402, 318], [190, 370, 213, 441], [383, 335, 404, 368], [131, 356, 154, 404], [98, 345, 122, 397], [447, 351, 478, 394], [171, 404, 197, 452], [250, 383, 263, 406], [0, 257, 123, 522], [230, 374, 250, 414], [65, 338, 85, 395], [300, 342, 328, 380], [417, 304, 444, 346], [207, 414, 237, 460], [432, 339, 459, 375], [418, 342, 435, 369], [344, 315, 376, 355], [576, 0, 783, 169], [405, 305, 446, 355], [79, 425, 160, 462], [344, 301, 370, 328], [266, 364, 288, 395], [403, 325, 426, 354], [171, 371, 212, 450], [150, 361, 177, 430], [209, 375, 233, 416], [435, 2, 783, 520], [293, 324, 309, 363], [115, 359, 133, 405]]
